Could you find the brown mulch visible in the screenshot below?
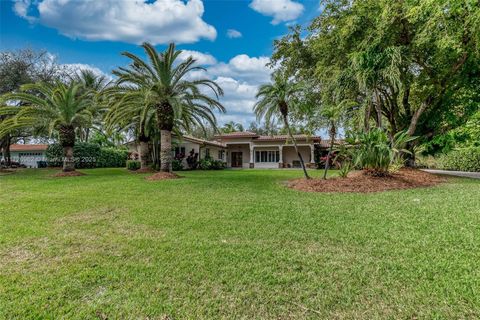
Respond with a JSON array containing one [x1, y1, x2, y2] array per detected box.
[[145, 172, 180, 181], [52, 171, 86, 177], [132, 167, 156, 173], [287, 168, 446, 193]]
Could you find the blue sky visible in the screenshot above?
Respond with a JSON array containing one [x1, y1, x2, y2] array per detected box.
[[0, 0, 320, 125]]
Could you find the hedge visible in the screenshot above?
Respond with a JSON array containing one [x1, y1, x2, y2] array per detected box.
[[437, 147, 480, 172], [46, 143, 128, 168]]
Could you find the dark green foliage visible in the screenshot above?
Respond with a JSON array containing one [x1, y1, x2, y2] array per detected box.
[[198, 157, 226, 170], [126, 160, 141, 171], [438, 148, 480, 172], [172, 159, 184, 171], [46, 143, 128, 168]]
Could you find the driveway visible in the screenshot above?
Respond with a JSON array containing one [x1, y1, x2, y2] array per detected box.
[[422, 169, 480, 179]]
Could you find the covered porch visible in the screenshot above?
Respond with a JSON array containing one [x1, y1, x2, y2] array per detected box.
[[225, 143, 316, 169]]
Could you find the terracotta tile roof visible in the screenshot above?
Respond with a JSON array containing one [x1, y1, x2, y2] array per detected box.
[[214, 131, 259, 138], [9, 144, 48, 151], [318, 139, 344, 148], [256, 135, 321, 142], [181, 135, 226, 148]]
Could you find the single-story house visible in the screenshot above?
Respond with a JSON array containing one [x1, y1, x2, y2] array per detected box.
[[125, 135, 226, 168], [214, 132, 321, 169], [7, 144, 48, 168], [126, 132, 326, 169]]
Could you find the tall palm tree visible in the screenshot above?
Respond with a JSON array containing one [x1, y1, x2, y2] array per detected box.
[[71, 69, 110, 142], [0, 81, 91, 172], [113, 42, 225, 172], [254, 74, 310, 179], [105, 86, 157, 170], [321, 105, 343, 179]]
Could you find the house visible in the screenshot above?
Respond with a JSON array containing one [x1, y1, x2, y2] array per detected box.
[[7, 144, 48, 168], [214, 131, 321, 169], [125, 135, 227, 168], [126, 132, 324, 169]]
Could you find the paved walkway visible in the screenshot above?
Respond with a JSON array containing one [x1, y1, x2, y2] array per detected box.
[[422, 169, 480, 179]]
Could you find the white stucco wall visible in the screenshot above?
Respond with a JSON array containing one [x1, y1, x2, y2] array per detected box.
[[282, 146, 312, 167]]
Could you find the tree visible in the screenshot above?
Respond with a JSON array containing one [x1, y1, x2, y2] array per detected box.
[[70, 69, 110, 143], [0, 49, 63, 166], [105, 86, 158, 170], [113, 42, 225, 172], [0, 81, 91, 172], [254, 73, 310, 179], [320, 105, 344, 179], [272, 0, 480, 142], [221, 121, 244, 133]]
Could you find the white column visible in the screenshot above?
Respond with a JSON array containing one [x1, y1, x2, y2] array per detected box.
[[310, 145, 315, 163], [249, 143, 255, 168], [279, 145, 283, 166]]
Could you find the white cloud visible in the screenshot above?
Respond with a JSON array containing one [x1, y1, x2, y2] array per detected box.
[[13, 0, 216, 44], [178, 50, 217, 65], [209, 54, 272, 85], [249, 0, 304, 25], [61, 63, 113, 81], [226, 29, 242, 38]]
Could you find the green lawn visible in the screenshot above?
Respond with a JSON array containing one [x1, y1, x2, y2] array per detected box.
[[1, 169, 479, 319]]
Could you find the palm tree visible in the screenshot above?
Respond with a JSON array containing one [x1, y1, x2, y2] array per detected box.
[[113, 42, 225, 172], [254, 74, 310, 179], [105, 86, 157, 170], [321, 105, 343, 179], [71, 69, 110, 142], [0, 81, 91, 172], [222, 121, 244, 133]]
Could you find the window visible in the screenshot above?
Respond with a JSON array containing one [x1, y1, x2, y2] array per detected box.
[[255, 150, 279, 163], [218, 150, 224, 160], [174, 147, 186, 157], [205, 148, 210, 158]]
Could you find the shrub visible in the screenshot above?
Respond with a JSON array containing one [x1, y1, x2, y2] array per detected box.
[[437, 147, 480, 172], [46, 143, 128, 168], [126, 160, 141, 171], [198, 157, 226, 170], [172, 159, 184, 171], [344, 129, 416, 176]]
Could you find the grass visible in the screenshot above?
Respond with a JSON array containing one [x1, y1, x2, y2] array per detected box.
[[1, 168, 479, 319]]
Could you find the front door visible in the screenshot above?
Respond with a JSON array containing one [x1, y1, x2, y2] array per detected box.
[[231, 152, 243, 167]]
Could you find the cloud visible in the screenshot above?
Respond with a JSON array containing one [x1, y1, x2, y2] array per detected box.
[[181, 54, 273, 125], [61, 63, 113, 81], [249, 0, 304, 25], [226, 29, 242, 38], [178, 50, 217, 65], [209, 54, 272, 85], [13, 0, 216, 44]]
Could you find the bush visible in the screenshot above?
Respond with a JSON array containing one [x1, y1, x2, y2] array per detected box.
[[126, 160, 141, 171], [46, 143, 128, 168], [437, 147, 480, 172], [172, 159, 184, 171], [198, 157, 226, 170], [343, 129, 416, 175]]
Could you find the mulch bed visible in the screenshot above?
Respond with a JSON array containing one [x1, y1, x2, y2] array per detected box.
[[145, 172, 180, 181], [52, 171, 86, 177], [132, 168, 156, 173], [287, 168, 446, 193]]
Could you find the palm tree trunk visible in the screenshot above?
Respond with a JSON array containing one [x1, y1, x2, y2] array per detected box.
[[59, 125, 76, 172], [139, 140, 149, 170], [283, 115, 310, 179], [323, 123, 336, 180], [160, 130, 172, 172], [63, 146, 75, 172]]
